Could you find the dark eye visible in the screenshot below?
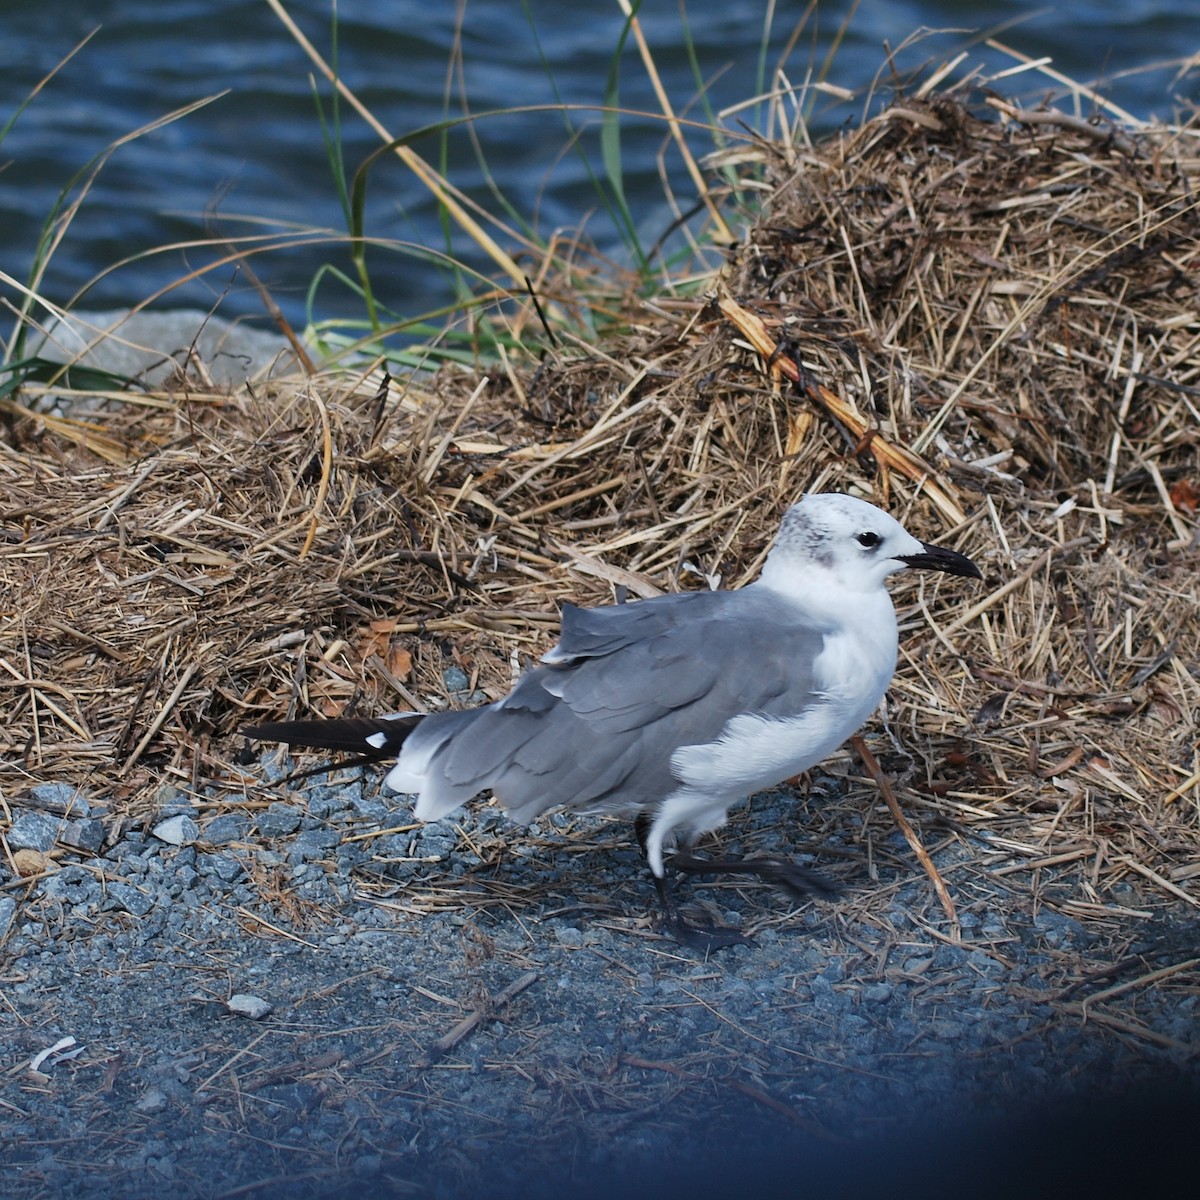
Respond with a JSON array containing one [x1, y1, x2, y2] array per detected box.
[[856, 531, 882, 549]]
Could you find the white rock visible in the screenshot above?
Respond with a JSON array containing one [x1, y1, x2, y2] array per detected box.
[[135, 1087, 169, 1115], [152, 814, 199, 846], [227, 994, 273, 1020]]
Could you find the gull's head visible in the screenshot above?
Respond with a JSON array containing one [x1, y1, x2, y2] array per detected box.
[[760, 493, 981, 595]]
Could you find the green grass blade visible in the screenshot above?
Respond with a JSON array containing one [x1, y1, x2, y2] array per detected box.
[[600, 5, 648, 271]]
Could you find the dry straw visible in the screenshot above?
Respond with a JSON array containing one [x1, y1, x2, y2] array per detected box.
[[3, 76, 1198, 928]]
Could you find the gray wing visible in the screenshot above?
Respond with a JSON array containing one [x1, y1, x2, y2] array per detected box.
[[416, 588, 826, 821], [541, 592, 712, 665]]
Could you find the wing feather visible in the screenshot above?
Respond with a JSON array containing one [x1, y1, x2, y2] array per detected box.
[[416, 587, 828, 821]]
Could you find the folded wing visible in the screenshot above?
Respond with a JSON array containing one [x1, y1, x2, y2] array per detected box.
[[403, 588, 826, 822]]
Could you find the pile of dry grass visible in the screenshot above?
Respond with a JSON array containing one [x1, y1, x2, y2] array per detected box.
[[3, 80, 1198, 919]]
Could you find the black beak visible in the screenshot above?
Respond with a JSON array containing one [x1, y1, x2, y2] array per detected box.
[[896, 543, 982, 579]]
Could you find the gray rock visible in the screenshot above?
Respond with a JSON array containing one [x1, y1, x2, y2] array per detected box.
[[41, 866, 95, 904], [442, 666, 471, 693], [821, 958, 847, 984], [106, 882, 155, 917], [171, 866, 199, 892], [135, 1087, 169, 1115], [257, 803, 302, 838], [203, 813, 251, 845], [31, 308, 298, 393], [120, 854, 149, 875], [353, 1153, 383, 1178], [227, 994, 273, 1020], [197, 852, 244, 883], [307, 794, 351, 820], [417, 830, 457, 858], [349, 794, 391, 823], [148, 1154, 177, 1180], [157, 783, 182, 807], [0, 897, 16, 940], [289, 829, 342, 863], [28, 783, 91, 817], [152, 814, 199, 846], [8, 812, 61, 852], [58, 818, 106, 854]]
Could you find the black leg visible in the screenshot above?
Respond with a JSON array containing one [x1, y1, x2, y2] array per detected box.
[[634, 811, 653, 856], [651, 871, 754, 951], [636, 814, 754, 950], [671, 849, 840, 901]]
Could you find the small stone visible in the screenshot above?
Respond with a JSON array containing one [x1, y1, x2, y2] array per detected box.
[[821, 959, 846, 984], [227, 994, 273, 1020], [934, 944, 970, 968], [305, 794, 346, 820], [152, 814, 199, 846], [11, 848, 53, 877], [418, 830, 456, 859], [443, 666, 471, 693], [59, 819, 106, 854], [809, 975, 839, 1005], [135, 1087, 169, 1115], [555, 926, 584, 947], [202, 813, 250, 845], [29, 783, 91, 817], [148, 1155, 176, 1180], [350, 795, 390, 823], [863, 982, 893, 1004], [197, 852, 244, 883], [7, 812, 60, 852], [0, 897, 16, 940], [257, 803, 302, 838], [107, 882, 155, 917], [155, 784, 180, 808], [289, 829, 341, 863], [353, 1153, 383, 1178]]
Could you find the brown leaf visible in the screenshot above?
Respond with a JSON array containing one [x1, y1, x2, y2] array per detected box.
[[357, 619, 397, 662], [1039, 746, 1085, 778], [1169, 479, 1200, 514], [387, 646, 413, 679]]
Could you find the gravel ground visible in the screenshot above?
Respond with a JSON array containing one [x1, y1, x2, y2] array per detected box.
[[3, 761, 1198, 1200]]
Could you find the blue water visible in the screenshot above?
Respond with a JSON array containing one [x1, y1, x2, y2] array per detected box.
[[2, 1, 1197, 331]]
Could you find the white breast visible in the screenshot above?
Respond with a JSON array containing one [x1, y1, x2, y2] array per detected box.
[[671, 602, 898, 798]]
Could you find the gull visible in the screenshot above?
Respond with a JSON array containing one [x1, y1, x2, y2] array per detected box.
[[245, 493, 980, 948]]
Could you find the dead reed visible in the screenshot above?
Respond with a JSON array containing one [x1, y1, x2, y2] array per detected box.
[[3, 80, 1198, 922]]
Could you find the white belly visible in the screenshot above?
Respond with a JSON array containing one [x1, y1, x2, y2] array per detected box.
[[671, 621, 897, 797]]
